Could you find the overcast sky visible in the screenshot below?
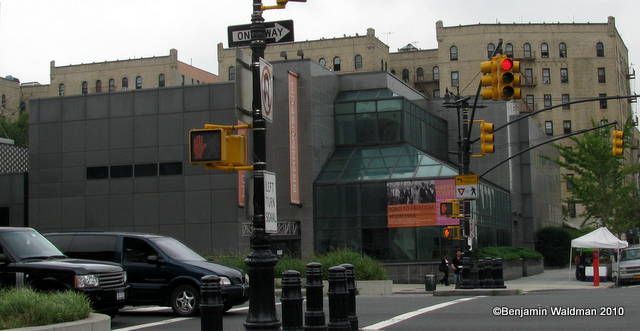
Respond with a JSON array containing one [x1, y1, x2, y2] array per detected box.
[[0, 0, 639, 96]]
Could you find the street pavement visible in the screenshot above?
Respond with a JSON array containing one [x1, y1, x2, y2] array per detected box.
[[110, 269, 638, 331]]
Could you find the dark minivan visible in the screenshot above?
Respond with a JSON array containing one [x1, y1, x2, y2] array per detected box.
[[45, 232, 249, 316]]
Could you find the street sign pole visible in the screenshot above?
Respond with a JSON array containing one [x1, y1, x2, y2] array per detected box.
[[244, 1, 280, 329]]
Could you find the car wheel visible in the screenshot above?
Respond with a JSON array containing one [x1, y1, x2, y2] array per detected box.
[[170, 284, 200, 317]]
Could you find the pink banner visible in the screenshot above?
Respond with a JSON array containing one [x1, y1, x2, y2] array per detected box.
[[386, 178, 458, 227], [237, 120, 248, 207], [288, 71, 301, 205]]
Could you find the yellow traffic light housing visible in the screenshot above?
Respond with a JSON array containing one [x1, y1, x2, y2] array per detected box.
[[443, 226, 462, 240], [612, 129, 624, 156], [480, 59, 498, 100], [439, 199, 461, 218], [480, 121, 495, 154], [496, 55, 521, 100], [189, 123, 251, 171]]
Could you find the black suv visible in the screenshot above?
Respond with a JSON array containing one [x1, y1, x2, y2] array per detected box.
[[45, 232, 249, 316], [0, 227, 127, 316]]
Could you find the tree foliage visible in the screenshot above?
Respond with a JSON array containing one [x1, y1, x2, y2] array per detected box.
[[550, 120, 640, 235], [0, 112, 29, 146]]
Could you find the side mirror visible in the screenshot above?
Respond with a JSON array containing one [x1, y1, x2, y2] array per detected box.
[[147, 255, 163, 264]]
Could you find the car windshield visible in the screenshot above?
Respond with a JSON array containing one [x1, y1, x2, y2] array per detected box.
[[621, 249, 640, 261], [0, 229, 65, 261], [151, 237, 205, 261]]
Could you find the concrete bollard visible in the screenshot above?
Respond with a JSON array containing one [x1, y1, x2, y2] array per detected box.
[[340, 264, 358, 331], [200, 275, 223, 331], [281, 270, 304, 331], [304, 262, 326, 330], [327, 266, 350, 331]]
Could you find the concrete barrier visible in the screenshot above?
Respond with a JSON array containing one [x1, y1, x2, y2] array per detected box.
[[356, 280, 393, 296], [6, 313, 110, 331]]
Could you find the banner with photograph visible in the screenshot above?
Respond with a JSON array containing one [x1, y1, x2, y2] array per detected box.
[[387, 178, 458, 228]]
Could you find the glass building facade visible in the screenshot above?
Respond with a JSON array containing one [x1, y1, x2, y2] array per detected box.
[[314, 89, 512, 262]]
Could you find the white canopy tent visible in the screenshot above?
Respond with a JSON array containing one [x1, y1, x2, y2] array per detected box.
[[569, 227, 628, 284]]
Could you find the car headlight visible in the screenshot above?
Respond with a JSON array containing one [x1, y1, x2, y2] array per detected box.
[[123, 272, 127, 284], [244, 273, 249, 284], [75, 274, 99, 289], [219, 276, 231, 286]]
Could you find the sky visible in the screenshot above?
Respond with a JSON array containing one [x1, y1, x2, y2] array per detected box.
[[0, 0, 639, 97]]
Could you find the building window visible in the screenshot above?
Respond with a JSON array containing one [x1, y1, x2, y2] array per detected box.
[[596, 42, 604, 57], [354, 54, 363, 70], [86, 166, 108, 180], [597, 67, 606, 83], [544, 94, 552, 107], [432, 66, 439, 80], [523, 42, 532, 58], [159, 162, 182, 176], [433, 89, 440, 99], [545, 121, 553, 136], [95, 80, 102, 93], [524, 68, 533, 86], [416, 67, 424, 81], [197, 80, 200, 84], [599, 93, 607, 109], [134, 163, 158, 177], [560, 68, 569, 83], [0, 94, 5, 108], [600, 118, 608, 126], [542, 68, 550, 84], [110, 165, 133, 178], [158, 73, 165, 87], [228, 66, 236, 80], [451, 71, 459, 87], [333, 57, 341, 71], [108, 79, 115, 93], [566, 174, 574, 191], [559, 42, 567, 58], [568, 201, 576, 218], [449, 46, 458, 60], [122, 77, 128, 91], [81, 81, 88, 95], [135, 76, 142, 89], [526, 94, 534, 109], [319, 58, 326, 67], [487, 43, 495, 58], [505, 43, 514, 57], [181, 75, 185, 86], [402, 68, 409, 82], [380, 59, 384, 71], [562, 94, 570, 110], [58, 83, 65, 96], [563, 120, 572, 134], [540, 42, 549, 58], [390, 69, 396, 75]]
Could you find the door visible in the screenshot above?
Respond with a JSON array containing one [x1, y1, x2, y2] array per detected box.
[[122, 237, 172, 304]]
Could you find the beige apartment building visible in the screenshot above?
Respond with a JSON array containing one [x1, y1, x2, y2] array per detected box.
[[0, 76, 23, 120], [20, 48, 218, 103], [218, 16, 636, 228]]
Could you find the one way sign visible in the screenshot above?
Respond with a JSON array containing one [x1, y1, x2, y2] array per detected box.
[[228, 20, 294, 47]]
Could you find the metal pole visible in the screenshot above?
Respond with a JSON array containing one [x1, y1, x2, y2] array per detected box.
[[244, 0, 280, 329]]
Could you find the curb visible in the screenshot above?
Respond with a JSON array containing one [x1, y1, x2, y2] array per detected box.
[[434, 289, 521, 296], [5, 313, 110, 331]]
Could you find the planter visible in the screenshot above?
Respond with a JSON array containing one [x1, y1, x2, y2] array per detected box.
[[356, 280, 393, 296], [5, 313, 110, 331]]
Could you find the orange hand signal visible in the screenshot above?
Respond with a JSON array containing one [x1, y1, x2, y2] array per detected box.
[[193, 135, 207, 160]]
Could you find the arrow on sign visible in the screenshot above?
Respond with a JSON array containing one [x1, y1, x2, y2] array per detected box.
[[231, 23, 291, 44]]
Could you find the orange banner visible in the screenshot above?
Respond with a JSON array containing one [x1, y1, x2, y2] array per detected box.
[[237, 120, 248, 207], [288, 71, 301, 205], [387, 203, 437, 228]]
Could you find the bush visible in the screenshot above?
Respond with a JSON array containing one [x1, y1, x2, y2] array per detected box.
[[535, 226, 573, 266], [0, 288, 91, 329], [207, 249, 388, 281], [475, 246, 543, 261]]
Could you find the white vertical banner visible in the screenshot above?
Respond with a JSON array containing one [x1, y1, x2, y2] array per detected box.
[[263, 171, 278, 234], [260, 58, 273, 123]]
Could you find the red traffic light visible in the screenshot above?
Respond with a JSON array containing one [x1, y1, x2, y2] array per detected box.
[[500, 58, 513, 71]]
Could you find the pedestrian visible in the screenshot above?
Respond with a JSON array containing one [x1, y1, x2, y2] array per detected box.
[[574, 253, 581, 280], [439, 255, 450, 286], [452, 248, 463, 284]]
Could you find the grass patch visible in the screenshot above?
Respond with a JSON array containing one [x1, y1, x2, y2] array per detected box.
[[475, 246, 543, 261], [0, 288, 91, 329], [207, 249, 388, 280]]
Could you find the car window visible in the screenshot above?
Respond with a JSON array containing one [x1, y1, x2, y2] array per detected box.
[[47, 235, 73, 252], [621, 249, 640, 261], [0, 230, 64, 260], [151, 237, 205, 261], [68, 235, 118, 262], [123, 237, 158, 264]]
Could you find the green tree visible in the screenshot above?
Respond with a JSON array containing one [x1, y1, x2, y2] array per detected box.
[[0, 112, 29, 146], [550, 120, 640, 235]]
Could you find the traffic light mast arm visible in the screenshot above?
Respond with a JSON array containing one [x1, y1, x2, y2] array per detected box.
[[470, 94, 638, 145], [479, 121, 618, 177]]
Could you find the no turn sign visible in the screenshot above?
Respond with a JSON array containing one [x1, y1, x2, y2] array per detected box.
[[260, 58, 273, 123]]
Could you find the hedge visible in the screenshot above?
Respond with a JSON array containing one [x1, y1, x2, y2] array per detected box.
[[475, 246, 543, 261], [0, 288, 91, 329]]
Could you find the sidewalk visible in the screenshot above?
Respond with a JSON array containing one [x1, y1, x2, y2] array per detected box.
[[392, 268, 614, 295]]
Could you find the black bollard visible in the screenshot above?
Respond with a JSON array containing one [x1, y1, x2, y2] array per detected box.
[[281, 270, 304, 331], [493, 258, 506, 288], [327, 266, 350, 331], [340, 264, 358, 331], [200, 275, 223, 331], [304, 262, 326, 330], [457, 256, 478, 289]]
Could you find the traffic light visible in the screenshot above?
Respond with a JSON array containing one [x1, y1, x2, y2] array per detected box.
[[480, 58, 498, 100], [443, 227, 452, 239], [189, 127, 247, 166], [496, 55, 521, 100], [480, 121, 495, 154], [439, 199, 461, 218], [443, 226, 462, 240], [612, 129, 624, 156]]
